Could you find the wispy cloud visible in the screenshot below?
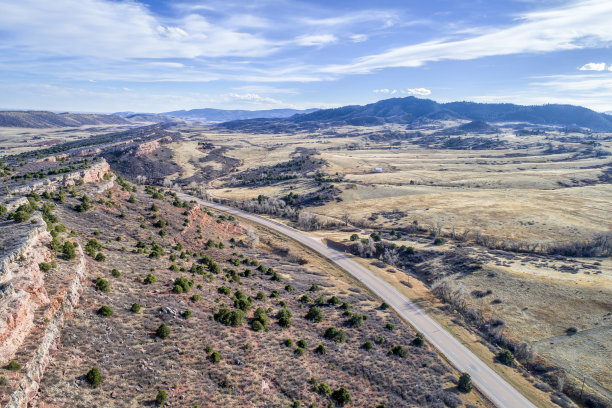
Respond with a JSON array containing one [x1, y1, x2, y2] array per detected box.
[[579, 62, 607, 71], [349, 34, 368, 43], [320, 0, 612, 74], [295, 34, 338, 47], [373, 88, 431, 95], [0, 0, 277, 59], [301, 10, 397, 27]]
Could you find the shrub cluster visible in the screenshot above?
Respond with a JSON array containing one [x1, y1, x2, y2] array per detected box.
[[214, 308, 245, 327], [323, 327, 347, 343]]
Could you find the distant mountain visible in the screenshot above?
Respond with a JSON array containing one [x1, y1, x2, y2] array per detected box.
[[223, 97, 612, 132], [124, 113, 180, 124], [0, 111, 131, 128], [164, 108, 318, 123]]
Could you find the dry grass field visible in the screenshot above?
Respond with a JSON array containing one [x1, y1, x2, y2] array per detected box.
[[160, 123, 611, 406], [2, 120, 610, 407]]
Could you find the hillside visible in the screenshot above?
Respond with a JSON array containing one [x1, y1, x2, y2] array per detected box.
[[0, 153, 475, 407], [0, 111, 131, 128], [221, 97, 612, 132]]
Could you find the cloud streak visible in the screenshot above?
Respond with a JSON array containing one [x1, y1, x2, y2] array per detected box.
[[320, 0, 612, 74]]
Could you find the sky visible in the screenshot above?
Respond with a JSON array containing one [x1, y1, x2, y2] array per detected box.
[[1, 0, 612, 113]]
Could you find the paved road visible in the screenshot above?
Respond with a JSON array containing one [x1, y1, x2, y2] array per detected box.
[[180, 193, 538, 408]]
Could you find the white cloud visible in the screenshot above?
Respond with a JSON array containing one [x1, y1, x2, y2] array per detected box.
[[295, 34, 338, 47], [0, 0, 277, 59], [579, 62, 607, 71], [373, 88, 431, 96], [373, 89, 397, 94], [404, 88, 431, 96], [302, 10, 397, 27], [227, 93, 284, 105], [349, 34, 368, 43], [320, 0, 612, 74]]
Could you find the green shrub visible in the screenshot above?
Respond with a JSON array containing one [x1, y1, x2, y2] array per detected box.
[[252, 320, 264, 331], [388, 345, 407, 358], [458, 373, 473, 393], [308, 284, 320, 292], [6, 361, 21, 371], [323, 327, 347, 343], [39, 262, 52, 272], [285, 284, 294, 292], [183, 310, 192, 319], [497, 349, 514, 366], [210, 351, 221, 363], [412, 333, 425, 347], [76, 194, 91, 212], [380, 302, 389, 310], [98, 305, 113, 317], [111, 268, 121, 277], [86, 367, 102, 388], [131, 303, 141, 313], [297, 339, 307, 348], [253, 307, 268, 327], [95, 277, 110, 292], [433, 237, 445, 245], [294, 347, 305, 356], [213, 308, 245, 327], [156, 323, 170, 339], [299, 294, 311, 303], [315, 344, 326, 354], [217, 286, 230, 295], [278, 316, 291, 328], [385, 323, 395, 331], [173, 276, 193, 293], [277, 308, 292, 328], [318, 382, 331, 395], [62, 241, 76, 260], [0, 204, 6, 217], [9, 210, 30, 223], [332, 387, 351, 405], [84, 239, 102, 257], [305, 306, 323, 323], [94, 252, 106, 262], [327, 295, 342, 306], [284, 339, 294, 347], [144, 273, 157, 284], [347, 314, 365, 328], [191, 294, 202, 302], [156, 389, 168, 406], [362, 341, 373, 351], [255, 291, 266, 301], [233, 290, 253, 311]]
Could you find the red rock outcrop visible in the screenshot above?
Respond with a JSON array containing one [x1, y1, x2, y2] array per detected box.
[[0, 214, 51, 366]]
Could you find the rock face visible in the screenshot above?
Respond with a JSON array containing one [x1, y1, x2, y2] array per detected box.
[[5, 245, 85, 408], [0, 214, 51, 366], [133, 135, 172, 157], [6, 159, 112, 198]]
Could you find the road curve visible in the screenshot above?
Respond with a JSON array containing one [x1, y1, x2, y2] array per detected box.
[[179, 193, 538, 408]]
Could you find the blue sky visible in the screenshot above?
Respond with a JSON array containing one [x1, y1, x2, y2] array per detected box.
[[1, 0, 612, 113]]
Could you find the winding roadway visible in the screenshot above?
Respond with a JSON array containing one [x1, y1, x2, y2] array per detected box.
[[178, 193, 538, 408]]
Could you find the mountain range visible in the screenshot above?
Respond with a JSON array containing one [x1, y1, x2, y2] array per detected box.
[[162, 108, 318, 123], [0, 111, 131, 128], [2, 99, 612, 130], [278, 97, 612, 131]]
